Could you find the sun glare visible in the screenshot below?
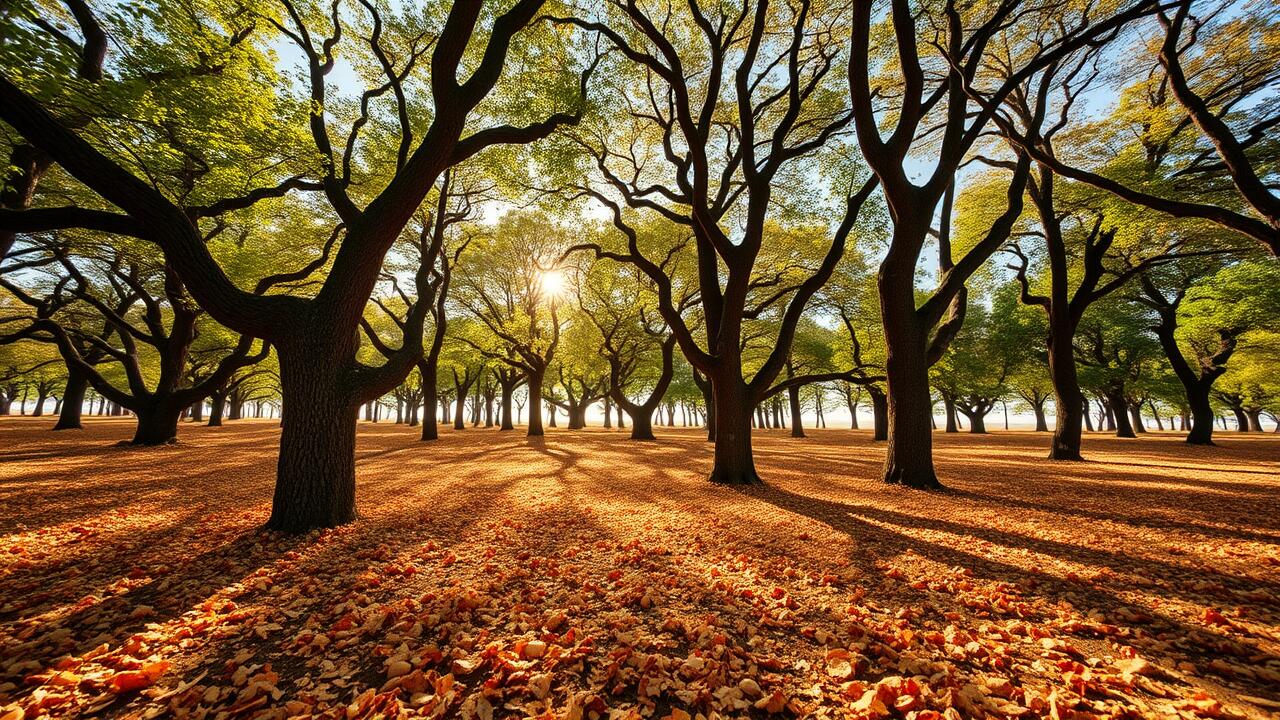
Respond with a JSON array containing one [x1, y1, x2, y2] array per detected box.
[[540, 269, 567, 298]]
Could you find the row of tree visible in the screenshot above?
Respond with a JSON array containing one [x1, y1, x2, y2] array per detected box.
[[6, 245, 1275, 437], [1, 0, 1277, 531]]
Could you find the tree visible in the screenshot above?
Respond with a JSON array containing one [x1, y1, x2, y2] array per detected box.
[[988, 36, 1231, 458], [553, 0, 879, 483], [930, 286, 1034, 434], [1075, 298, 1165, 438], [0, 0, 590, 531], [1, 239, 268, 443], [847, 0, 1166, 486], [1137, 257, 1280, 442], [579, 263, 680, 440], [455, 211, 568, 437], [547, 298, 610, 430], [994, 0, 1280, 255]]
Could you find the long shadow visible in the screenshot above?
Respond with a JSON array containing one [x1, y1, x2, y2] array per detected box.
[[742, 484, 1280, 700], [944, 487, 1280, 544]]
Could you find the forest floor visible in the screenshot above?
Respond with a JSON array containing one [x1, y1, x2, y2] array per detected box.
[[0, 418, 1278, 720]]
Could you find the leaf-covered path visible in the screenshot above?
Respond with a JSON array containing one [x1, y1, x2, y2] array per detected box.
[[1, 419, 1277, 719]]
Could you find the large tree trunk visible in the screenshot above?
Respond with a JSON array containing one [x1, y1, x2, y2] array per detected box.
[[880, 321, 940, 487], [1246, 409, 1263, 432], [526, 369, 545, 437], [629, 407, 655, 440], [268, 344, 356, 532], [1231, 407, 1249, 432], [53, 369, 87, 430], [567, 401, 587, 429], [708, 377, 759, 484], [131, 400, 183, 445], [964, 408, 987, 434]]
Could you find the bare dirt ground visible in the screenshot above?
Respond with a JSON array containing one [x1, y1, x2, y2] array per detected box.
[[0, 417, 1277, 720]]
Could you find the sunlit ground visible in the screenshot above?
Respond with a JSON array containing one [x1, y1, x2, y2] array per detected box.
[[1, 418, 1277, 719]]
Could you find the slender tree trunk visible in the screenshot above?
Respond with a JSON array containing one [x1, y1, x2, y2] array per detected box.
[[190, 401, 204, 422], [53, 369, 87, 430], [869, 387, 888, 441], [708, 376, 759, 484], [1149, 400, 1164, 431], [603, 397, 612, 428], [208, 393, 226, 427], [1106, 391, 1135, 438], [694, 372, 713, 441], [453, 383, 467, 430], [1082, 399, 1094, 432], [499, 382, 515, 431], [788, 384, 805, 438], [942, 394, 958, 433], [616, 403, 625, 429], [268, 343, 356, 532], [420, 358, 440, 440], [1230, 407, 1249, 432], [1129, 404, 1146, 433], [1032, 400, 1048, 433], [31, 389, 47, 417], [1046, 329, 1084, 458], [1245, 409, 1263, 431]]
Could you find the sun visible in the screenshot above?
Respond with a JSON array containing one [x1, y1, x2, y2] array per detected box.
[[540, 269, 567, 298]]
